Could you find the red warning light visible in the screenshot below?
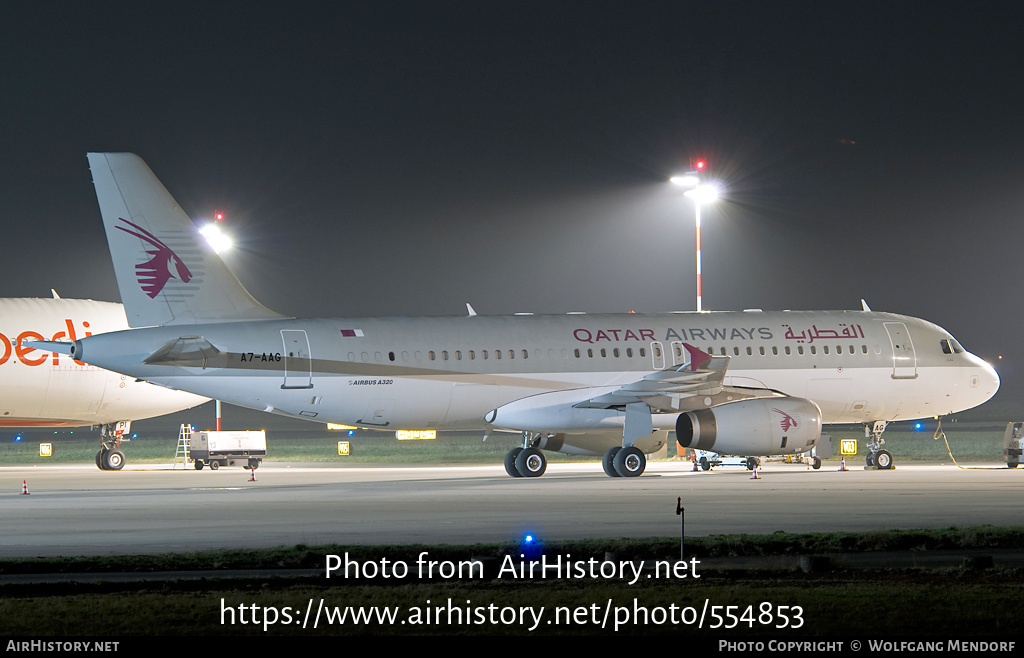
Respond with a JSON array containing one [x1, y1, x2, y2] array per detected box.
[[214, 212, 224, 221], [695, 159, 706, 171]]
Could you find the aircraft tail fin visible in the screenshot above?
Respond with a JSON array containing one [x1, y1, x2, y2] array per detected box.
[[87, 153, 284, 327]]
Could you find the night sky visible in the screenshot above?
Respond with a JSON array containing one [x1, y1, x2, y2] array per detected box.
[[3, 2, 1023, 394]]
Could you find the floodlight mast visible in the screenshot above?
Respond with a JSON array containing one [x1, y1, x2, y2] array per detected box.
[[199, 212, 233, 430], [670, 165, 721, 312]]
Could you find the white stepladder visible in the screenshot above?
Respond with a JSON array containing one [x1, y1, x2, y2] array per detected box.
[[172, 424, 193, 469]]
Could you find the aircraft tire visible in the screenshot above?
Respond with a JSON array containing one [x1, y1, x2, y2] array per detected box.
[[103, 449, 125, 471], [602, 447, 621, 477], [96, 450, 106, 471], [812, 457, 822, 470], [515, 447, 546, 477], [866, 453, 876, 467], [875, 450, 893, 470], [613, 446, 646, 478], [504, 448, 524, 477]]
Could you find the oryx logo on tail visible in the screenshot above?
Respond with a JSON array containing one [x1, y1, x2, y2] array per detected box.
[[116, 218, 193, 298], [772, 408, 798, 432]]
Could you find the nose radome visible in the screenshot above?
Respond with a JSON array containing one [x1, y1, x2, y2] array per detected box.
[[974, 359, 1000, 405], [986, 362, 1000, 397]]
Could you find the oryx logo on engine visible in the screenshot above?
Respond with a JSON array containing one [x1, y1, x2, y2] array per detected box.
[[772, 408, 798, 432], [116, 218, 193, 298]]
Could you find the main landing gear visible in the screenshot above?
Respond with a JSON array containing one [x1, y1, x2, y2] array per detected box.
[[602, 446, 646, 477], [95, 421, 130, 471], [864, 420, 894, 470], [502, 433, 651, 478], [504, 433, 547, 478]]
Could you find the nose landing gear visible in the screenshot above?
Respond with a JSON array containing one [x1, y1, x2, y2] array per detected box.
[[864, 421, 894, 470], [95, 422, 130, 471]]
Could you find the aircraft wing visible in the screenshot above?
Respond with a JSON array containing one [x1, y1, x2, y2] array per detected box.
[[575, 343, 728, 413], [573, 343, 772, 413], [489, 344, 786, 446]]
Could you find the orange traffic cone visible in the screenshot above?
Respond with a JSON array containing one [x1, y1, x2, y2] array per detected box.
[[248, 468, 256, 482], [20, 480, 29, 495], [750, 466, 760, 480], [839, 458, 848, 471]]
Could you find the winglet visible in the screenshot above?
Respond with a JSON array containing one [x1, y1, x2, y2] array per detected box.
[[861, 299, 871, 311], [466, 303, 478, 317], [683, 343, 713, 371]]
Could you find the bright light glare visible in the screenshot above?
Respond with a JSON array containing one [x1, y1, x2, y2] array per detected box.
[[199, 222, 233, 253], [670, 174, 700, 187], [684, 182, 721, 204]]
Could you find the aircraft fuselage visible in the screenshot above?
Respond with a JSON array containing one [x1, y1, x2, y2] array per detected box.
[[66, 309, 998, 439]]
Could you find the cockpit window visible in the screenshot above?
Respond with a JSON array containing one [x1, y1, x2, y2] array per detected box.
[[940, 339, 965, 354]]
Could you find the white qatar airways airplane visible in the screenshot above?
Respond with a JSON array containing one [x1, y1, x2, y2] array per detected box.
[[32, 153, 1000, 478], [2, 293, 206, 469]]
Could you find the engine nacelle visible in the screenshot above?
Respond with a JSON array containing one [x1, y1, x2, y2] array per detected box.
[[486, 388, 629, 434], [486, 389, 672, 456], [675, 397, 822, 456]]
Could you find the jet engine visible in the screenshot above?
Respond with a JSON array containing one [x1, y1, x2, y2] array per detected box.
[[675, 397, 822, 456]]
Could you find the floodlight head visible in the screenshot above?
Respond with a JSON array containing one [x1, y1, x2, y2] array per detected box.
[[684, 182, 721, 204], [199, 222, 233, 253]]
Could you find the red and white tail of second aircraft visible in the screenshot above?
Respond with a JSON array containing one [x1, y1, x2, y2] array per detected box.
[[3, 293, 206, 469]]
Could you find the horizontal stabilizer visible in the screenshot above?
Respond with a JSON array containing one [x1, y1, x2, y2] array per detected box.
[[144, 336, 226, 366]]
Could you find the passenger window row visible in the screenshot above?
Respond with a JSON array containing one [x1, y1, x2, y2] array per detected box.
[[708, 345, 870, 356]]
